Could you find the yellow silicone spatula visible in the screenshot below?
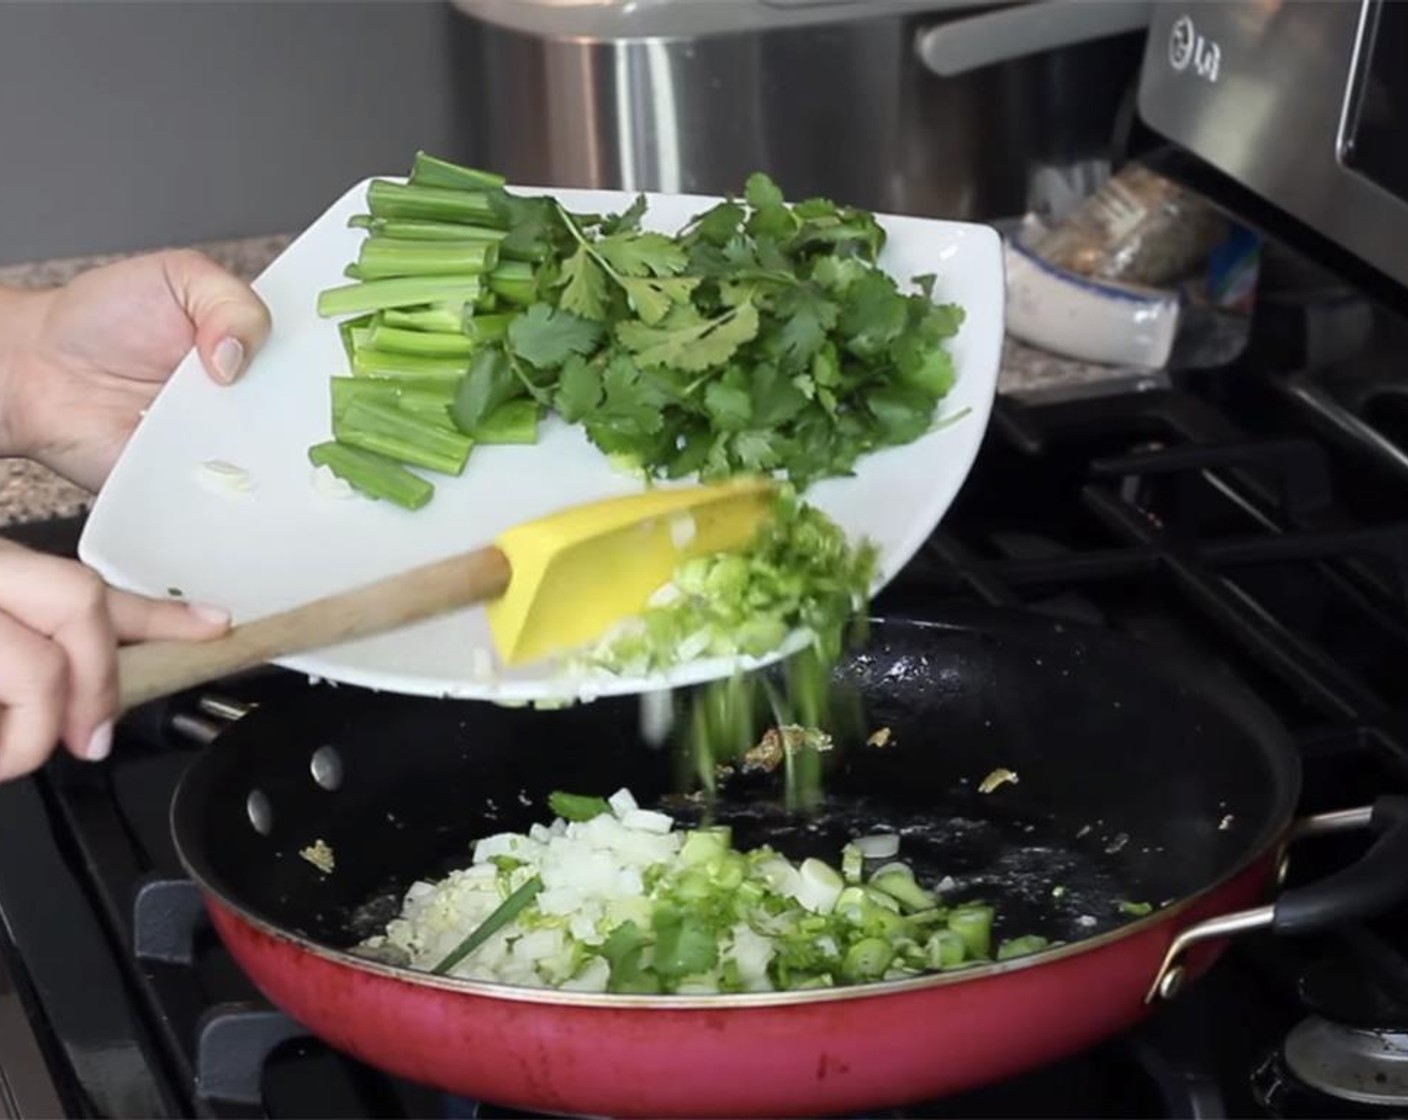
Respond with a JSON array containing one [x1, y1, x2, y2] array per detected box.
[[114, 477, 776, 712]]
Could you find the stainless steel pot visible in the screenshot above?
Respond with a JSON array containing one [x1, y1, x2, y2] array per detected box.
[[449, 0, 1151, 222]]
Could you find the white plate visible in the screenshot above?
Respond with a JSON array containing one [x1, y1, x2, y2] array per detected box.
[[78, 179, 1004, 703]]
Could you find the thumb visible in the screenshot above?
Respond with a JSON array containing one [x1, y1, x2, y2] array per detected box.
[[162, 249, 272, 386]]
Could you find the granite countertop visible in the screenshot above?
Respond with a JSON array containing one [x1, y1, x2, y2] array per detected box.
[[0, 233, 1155, 530]]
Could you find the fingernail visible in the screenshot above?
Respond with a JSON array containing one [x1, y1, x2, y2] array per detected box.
[[189, 601, 231, 627], [212, 336, 245, 384], [85, 721, 113, 762]]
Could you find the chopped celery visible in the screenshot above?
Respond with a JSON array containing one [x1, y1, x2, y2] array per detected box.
[[841, 937, 894, 982], [488, 261, 535, 306], [870, 869, 937, 914], [337, 313, 374, 364], [925, 929, 968, 970], [367, 179, 503, 226], [409, 150, 507, 191], [462, 312, 515, 343], [381, 303, 470, 334], [351, 348, 469, 382], [996, 935, 1051, 961], [548, 791, 611, 821], [947, 905, 994, 961], [679, 828, 732, 866], [473, 398, 541, 445], [350, 214, 509, 242], [367, 322, 475, 359], [317, 275, 483, 318], [337, 397, 473, 476], [357, 238, 499, 279], [330, 377, 456, 423], [308, 441, 433, 511]]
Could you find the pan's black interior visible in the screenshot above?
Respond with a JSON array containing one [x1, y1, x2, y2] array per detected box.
[[173, 609, 1300, 959]]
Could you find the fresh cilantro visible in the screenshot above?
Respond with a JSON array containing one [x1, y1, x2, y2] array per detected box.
[[616, 300, 759, 373], [619, 275, 699, 326], [595, 231, 687, 277], [774, 284, 838, 366], [451, 349, 518, 433], [558, 244, 609, 320], [553, 354, 602, 422], [703, 377, 752, 431], [507, 303, 602, 369]]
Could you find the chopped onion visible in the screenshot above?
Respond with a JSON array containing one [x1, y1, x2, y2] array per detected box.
[[607, 788, 639, 817], [311, 463, 354, 499], [795, 857, 844, 914], [620, 808, 674, 834], [195, 459, 254, 497], [852, 833, 900, 860]]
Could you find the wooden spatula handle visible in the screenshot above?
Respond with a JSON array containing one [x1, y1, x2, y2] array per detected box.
[[116, 545, 512, 713]]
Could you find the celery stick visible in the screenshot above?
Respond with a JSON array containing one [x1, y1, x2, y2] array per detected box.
[[489, 278, 534, 306], [381, 303, 470, 333], [409, 151, 507, 192], [330, 377, 457, 423], [337, 314, 374, 364], [490, 261, 534, 284], [350, 214, 508, 243], [357, 238, 499, 280], [487, 261, 535, 306], [462, 312, 514, 343], [338, 397, 472, 475], [317, 276, 483, 318], [367, 322, 474, 359], [308, 441, 433, 511], [351, 348, 469, 382], [474, 398, 541, 445], [367, 180, 501, 226]]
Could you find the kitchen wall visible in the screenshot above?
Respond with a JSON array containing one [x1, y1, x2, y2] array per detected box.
[[0, 0, 470, 266]]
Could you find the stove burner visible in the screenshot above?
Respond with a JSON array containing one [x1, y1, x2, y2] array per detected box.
[[1284, 1017, 1408, 1107]]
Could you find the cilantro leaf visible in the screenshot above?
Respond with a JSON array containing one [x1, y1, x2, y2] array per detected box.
[[558, 244, 609, 320], [687, 200, 746, 246], [600, 194, 647, 235], [745, 172, 800, 241], [703, 377, 752, 431], [868, 385, 935, 446], [507, 303, 603, 369], [749, 362, 811, 428], [486, 192, 560, 262], [731, 429, 781, 473], [838, 270, 908, 358], [774, 284, 838, 365], [596, 232, 687, 277], [451, 348, 518, 433], [619, 275, 700, 326], [616, 300, 760, 373], [554, 354, 603, 422]]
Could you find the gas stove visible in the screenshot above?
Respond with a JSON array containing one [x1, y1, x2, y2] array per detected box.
[[5, 324, 1408, 1117]]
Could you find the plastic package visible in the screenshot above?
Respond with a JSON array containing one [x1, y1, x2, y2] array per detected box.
[[1003, 161, 1261, 371]]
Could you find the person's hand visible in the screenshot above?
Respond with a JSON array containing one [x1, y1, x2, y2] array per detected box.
[[0, 250, 271, 491], [0, 539, 230, 781]]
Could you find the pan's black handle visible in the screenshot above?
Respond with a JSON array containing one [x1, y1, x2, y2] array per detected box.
[[1273, 796, 1408, 936], [1147, 796, 1408, 1003]]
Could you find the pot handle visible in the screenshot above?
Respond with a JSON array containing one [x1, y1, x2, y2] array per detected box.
[[1146, 796, 1408, 1003], [915, 0, 1151, 79]]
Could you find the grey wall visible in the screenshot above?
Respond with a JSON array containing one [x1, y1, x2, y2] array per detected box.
[[0, 0, 470, 266]]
